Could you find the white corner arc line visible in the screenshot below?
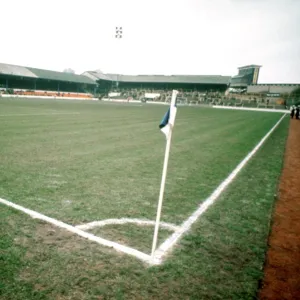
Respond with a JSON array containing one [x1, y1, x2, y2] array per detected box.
[[0, 198, 152, 264], [76, 218, 181, 232], [152, 113, 286, 265]]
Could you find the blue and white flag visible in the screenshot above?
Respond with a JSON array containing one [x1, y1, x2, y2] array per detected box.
[[159, 90, 178, 140]]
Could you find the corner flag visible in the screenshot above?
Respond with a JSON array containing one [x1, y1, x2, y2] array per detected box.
[[159, 91, 178, 139], [151, 90, 179, 260]]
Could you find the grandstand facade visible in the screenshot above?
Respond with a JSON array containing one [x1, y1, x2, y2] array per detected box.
[[0, 63, 96, 98], [228, 66, 299, 106], [0, 62, 233, 99], [1, 62, 299, 105], [83, 71, 231, 93], [230, 65, 261, 88], [247, 84, 300, 95]]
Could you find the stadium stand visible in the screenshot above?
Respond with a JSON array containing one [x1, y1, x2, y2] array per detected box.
[[85, 70, 231, 90], [0, 62, 298, 108], [104, 74, 231, 85], [85, 70, 232, 101], [247, 84, 300, 94], [27, 67, 94, 84], [0, 63, 38, 78], [10, 89, 93, 99], [230, 65, 261, 88], [0, 63, 96, 99]]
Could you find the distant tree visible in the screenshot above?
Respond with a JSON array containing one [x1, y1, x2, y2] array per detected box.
[[290, 87, 300, 100], [288, 87, 300, 106], [63, 68, 75, 74]]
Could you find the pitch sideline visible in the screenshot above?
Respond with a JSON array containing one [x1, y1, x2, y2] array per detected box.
[[152, 113, 286, 264]]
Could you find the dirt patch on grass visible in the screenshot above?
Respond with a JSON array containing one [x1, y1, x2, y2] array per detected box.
[[259, 119, 300, 299], [33, 222, 82, 251]]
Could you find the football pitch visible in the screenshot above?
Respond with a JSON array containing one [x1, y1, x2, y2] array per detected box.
[[0, 98, 289, 299]]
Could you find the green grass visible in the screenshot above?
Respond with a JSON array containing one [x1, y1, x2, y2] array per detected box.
[[89, 224, 172, 253], [0, 98, 289, 299]]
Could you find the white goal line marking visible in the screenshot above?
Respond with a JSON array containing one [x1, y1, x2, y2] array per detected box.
[[0, 112, 80, 117], [151, 113, 286, 264], [0, 113, 286, 265]]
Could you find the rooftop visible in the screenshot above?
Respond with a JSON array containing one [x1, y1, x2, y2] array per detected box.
[[238, 65, 262, 69], [0, 63, 95, 85], [0, 62, 233, 86], [84, 71, 232, 85]]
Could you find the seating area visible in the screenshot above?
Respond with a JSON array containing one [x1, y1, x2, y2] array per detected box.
[[0, 85, 288, 110], [104, 88, 287, 110], [105, 88, 216, 103], [211, 97, 287, 110]]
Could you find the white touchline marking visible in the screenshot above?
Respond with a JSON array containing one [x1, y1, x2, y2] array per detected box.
[[76, 218, 181, 232], [0, 112, 80, 117], [151, 113, 287, 265], [213, 105, 289, 114], [99, 102, 143, 107], [0, 198, 152, 264]]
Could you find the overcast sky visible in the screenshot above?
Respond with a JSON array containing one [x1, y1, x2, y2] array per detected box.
[[0, 0, 299, 83]]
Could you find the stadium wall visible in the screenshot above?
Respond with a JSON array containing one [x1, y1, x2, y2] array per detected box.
[[247, 84, 300, 94], [0, 94, 97, 100]]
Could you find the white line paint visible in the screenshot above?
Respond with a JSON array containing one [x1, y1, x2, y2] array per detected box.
[[76, 218, 181, 232], [0, 94, 98, 100], [0, 112, 80, 117], [99, 101, 143, 107], [213, 105, 289, 113], [152, 113, 286, 264], [0, 198, 152, 264]]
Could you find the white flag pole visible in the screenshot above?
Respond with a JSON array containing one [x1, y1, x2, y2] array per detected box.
[[151, 90, 178, 259]]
